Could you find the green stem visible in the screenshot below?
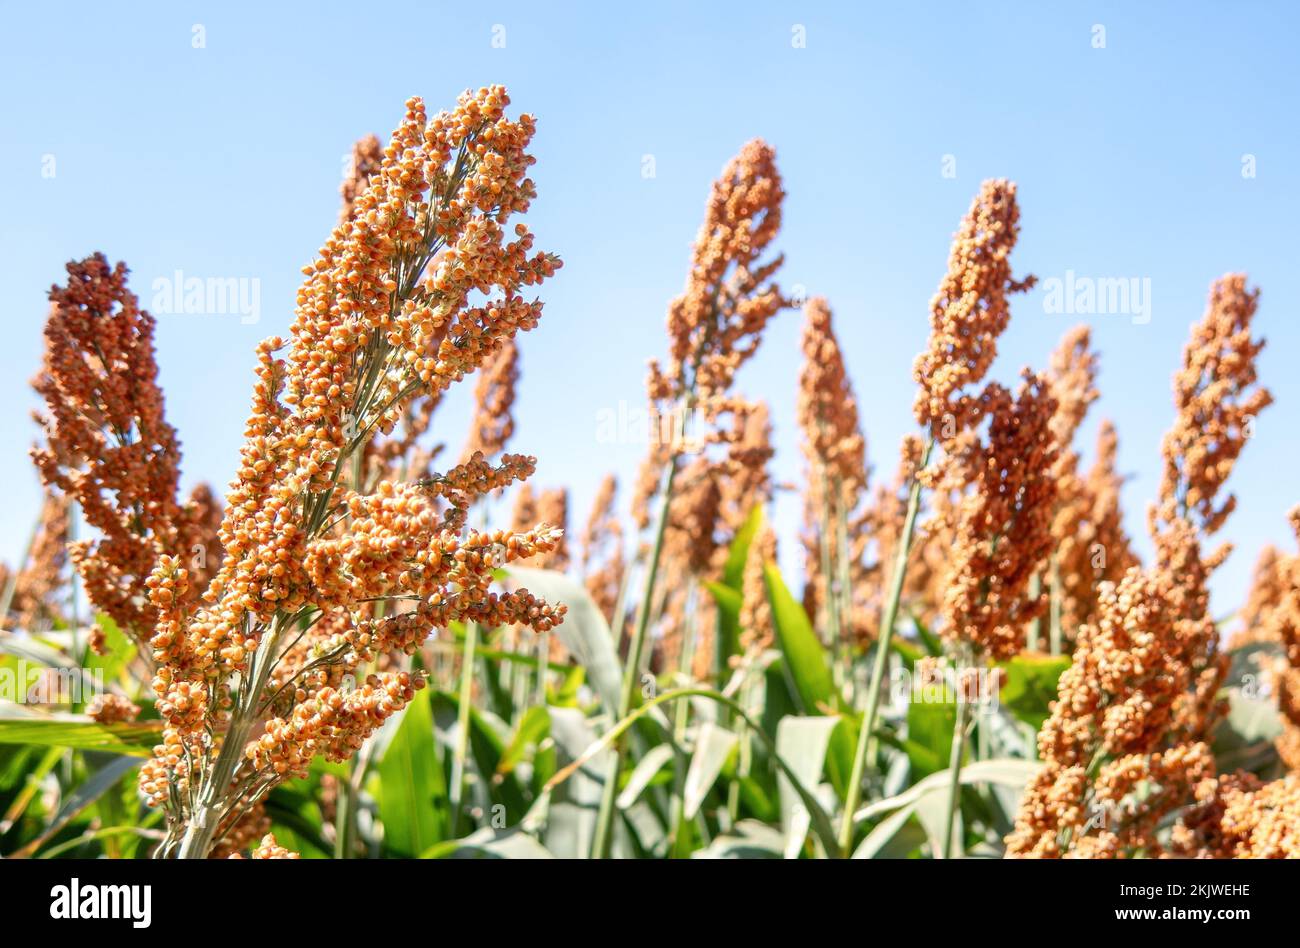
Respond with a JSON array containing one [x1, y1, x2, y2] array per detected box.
[[1048, 556, 1063, 656], [1026, 572, 1042, 652], [819, 485, 843, 679], [591, 451, 682, 859], [834, 494, 855, 703], [176, 616, 284, 859], [334, 778, 356, 859], [837, 435, 932, 857], [547, 686, 842, 857], [668, 580, 698, 853], [533, 629, 550, 707], [449, 619, 480, 834], [0, 507, 42, 629], [942, 694, 969, 859]]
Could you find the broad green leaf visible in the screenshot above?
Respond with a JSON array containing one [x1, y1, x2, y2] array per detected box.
[[377, 688, 447, 856], [265, 787, 332, 858], [723, 504, 763, 590], [423, 826, 554, 859], [704, 581, 743, 670], [0, 715, 160, 757], [888, 636, 924, 672], [616, 743, 675, 809], [999, 653, 1071, 730], [855, 759, 1041, 825], [541, 707, 606, 857], [763, 564, 833, 715], [82, 614, 137, 684], [852, 804, 927, 859], [692, 819, 784, 859], [775, 715, 840, 857], [683, 722, 739, 820], [496, 705, 550, 778], [905, 694, 957, 780], [911, 612, 944, 657], [550, 665, 585, 708], [1213, 688, 1284, 775], [430, 692, 529, 824], [506, 566, 622, 715], [915, 784, 964, 859], [16, 755, 140, 858]]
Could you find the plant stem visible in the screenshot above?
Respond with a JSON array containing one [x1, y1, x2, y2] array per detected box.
[[942, 693, 969, 859], [0, 508, 42, 629], [668, 580, 698, 854], [1026, 572, 1042, 652], [334, 778, 357, 859], [818, 485, 843, 685], [1048, 555, 1063, 656], [449, 619, 480, 835], [834, 495, 855, 704], [837, 435, 932, 856], [176, 616, 284, 859], [533, 630, 550, 707], [591, 451, 682, 859]]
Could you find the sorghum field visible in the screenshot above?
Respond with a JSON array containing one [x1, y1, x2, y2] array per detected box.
[[1, 8, 1297, 882]]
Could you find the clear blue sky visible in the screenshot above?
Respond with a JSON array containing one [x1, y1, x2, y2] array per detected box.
[[2, 2, 1296, 616]]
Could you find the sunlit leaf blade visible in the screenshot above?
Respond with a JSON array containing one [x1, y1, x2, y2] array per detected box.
[[763, 563, 833, 715], [0, 715, 160, 757]]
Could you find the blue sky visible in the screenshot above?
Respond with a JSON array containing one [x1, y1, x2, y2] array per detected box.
[[1, 2, 1296, 616]]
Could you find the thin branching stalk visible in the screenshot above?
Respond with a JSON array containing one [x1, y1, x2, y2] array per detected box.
[[1026, 572, 1042, 652], [834, 494, 855, 703], [591, 451, 683, 858], [450, 619, 480, 834], [942, 691, 970, 859], [176, 615, 285, 859], [0, 507, 41, 628], [533, 630, 550, 707], [1048, 556, 1063, 655], [838, 435, 934, 856], [668, 580, 698, 853]]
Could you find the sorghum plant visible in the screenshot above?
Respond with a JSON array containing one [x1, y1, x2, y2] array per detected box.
[[31, 255, 214, 649], [131, 87, 567, 858], [1007, 274, 1274, 857]]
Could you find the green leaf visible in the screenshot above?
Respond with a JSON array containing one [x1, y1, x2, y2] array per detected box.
[[888, 636, 924, 672], [911, 612, 944, 658], [422, 826, 555, 859], [683, 722, 739, 820], [704, 581, 743, 670], [431, 692, 529, 824], [723, 504, 763, 590], [82, 614, 137, 684], [915, 785, 963, 859], [376, 688, 447, 856], [1213, 688, 1284, 775], [496, 705, 550, 778], [763, 564, 833, 715], [999, 654, 1071, 730], [692, 819, 784, 859], [616, 743, 675, 810], [905, 694, 957, 781], [16, 756, 140, 858], [852, 804, 927, 859], [775, 715, 840, 857], [0, 715, 160, 757], [854, 759, 1041, 825], [506, 566, 622, 716]]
